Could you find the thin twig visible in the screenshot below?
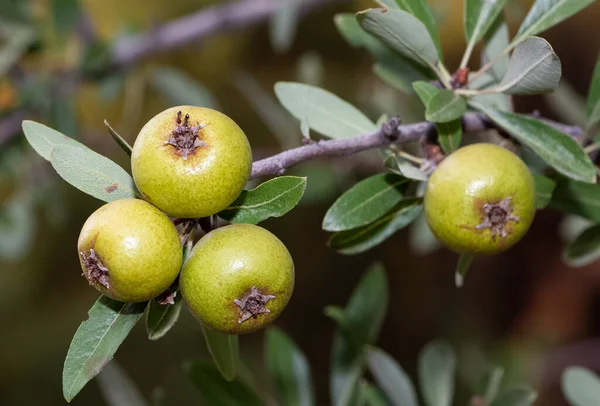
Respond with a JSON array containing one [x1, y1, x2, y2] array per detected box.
[[250, 112, 584, 179]]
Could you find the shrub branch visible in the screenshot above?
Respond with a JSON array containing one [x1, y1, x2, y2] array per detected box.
[[250, 112, 585, 179]]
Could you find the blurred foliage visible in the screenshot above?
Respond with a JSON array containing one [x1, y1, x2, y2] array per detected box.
[[3, 0, 600, 405]]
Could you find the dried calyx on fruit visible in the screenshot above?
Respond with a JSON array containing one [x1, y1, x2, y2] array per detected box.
[[164, 110, 207, 160]]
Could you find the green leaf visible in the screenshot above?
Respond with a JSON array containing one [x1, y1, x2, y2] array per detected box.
[[482, 21, 510, 81], [393, 0, 442, 57], [104, 120, 133, 157], [545, 80, 588, 127], [586, 53, 600, 128], [562, 367, 600, 406], [455, 254, 475, 288], [62, 296, 147, 402], [275, 82, 376, 139], [329, 199, 422, 255], [330, 264, 389, 406], [186, 362, 264, 406], [513, 0, 596, 46], [409, 212, 442, 255], [475, 366, 504, 403], [533, 174, 556, 209], [360, 382, 389, 406], [219, 176, 307, 224], [472, 103, 596, 183], [367, 348, 418, 406], [21, 120, 85, 161], [418, 340, 457, 406], [413, 80, 439, 104], [152, 67, 219, 109], [265, 327, 315, 406], [269, 0, 300, 53], [97, 361, 149, 406], [549, 178, 600, 221], [425, 90, 467, 123], [0, 22, 36, 76], [436, 120, 462, 154], [145, 295, 183, 341], [50, 145, 139, 202], [373, 62, 420, 94], [464, 0, 508, 46], [490, 386, 537, 406], [323, 174, 409, 232], [413, 82, 467, 124], [357, 8, 439, 69], [497, 37, 561, 95], [201, 327, 239, 382], [563, 224, 600, 267], [384, 154, 428, 181]]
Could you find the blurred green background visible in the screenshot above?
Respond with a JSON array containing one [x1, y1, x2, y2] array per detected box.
[[1, 0, 600, 405]]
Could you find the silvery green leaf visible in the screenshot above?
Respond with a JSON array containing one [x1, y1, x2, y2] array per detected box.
[[586, 53, 600, 128], [367, 348, 418, 406], [563, 224, 600, 267], [464, 0, 508, 47], [22, 120, 85, 161], [497, 37, 561, 95], [269, 0, 300, 53], [482, 21, 510, 81], [394, 0, 442, 57], [97, 361, 149, 406], [513, 0, 596, 45], [152, 67, 219, 109], [418, 340, 457, 406], [357, 8, 439, 69], [562, 367, 600, 406], [275, 82, 376, 139]]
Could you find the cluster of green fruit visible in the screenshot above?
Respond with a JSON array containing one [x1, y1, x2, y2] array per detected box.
[[77, 106, 294, 334]]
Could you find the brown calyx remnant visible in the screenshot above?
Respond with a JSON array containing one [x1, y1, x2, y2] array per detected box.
[[164, 110, 207, 160], [451, 67, 470, 89], [233, 286, 276, 323], [475, 197, 519, 240], [80, 248, 110, 289]]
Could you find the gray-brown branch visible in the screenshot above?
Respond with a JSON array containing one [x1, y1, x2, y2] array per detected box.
[[250, 112, 585, 179]]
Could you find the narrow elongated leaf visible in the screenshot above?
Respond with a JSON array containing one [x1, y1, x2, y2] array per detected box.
[[357, 9, 439, 69], [475, 366, 505, 403], [323, 174, 409, 232], [384, 154, 428, 181], [266, 327, 315, 406], [361, 383, 388, 406], [152, 67, 219, 109], [63, 296, 147, 402], [436, 120, 462, 154], [545, 80, 588, 128], [219, 176, 306, 224], [513, 0, 596, 45], [483, 21, 510, 81], [497, 37, 561, 95], [394, 0, 442, 57], [587, 53, 600, 127], [418, 340, 457, 406], [563, 224, 600, 267], [275, 82, 376, 139], [269, 0, 300, 53], [473, 103, 596, 183], [97, 361, 149, 406], [425, 90, 467, 123], [329, 200, 422, 255], [0, 22, 35, 76], [562, 367, 600, 406], [201, 326, 239, 382], [464, 0, 508, 45], [330, 264, 389, 406], [367, 348, 418, 406], [414, 82, 467, 126], [22, 120, 85, 161], [104, 120, 133, 157], [145, 295, 183, 341], [186, 362, 264, 406], [533, 174, 556, 209], [490, 386, 537, 406], [549, 178, 600, 221], [455, 254, 475, 288], [50, 145, 138, 202]]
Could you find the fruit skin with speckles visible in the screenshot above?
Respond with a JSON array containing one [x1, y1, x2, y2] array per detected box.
[[131, 106, 252, 218], [180, 224, 294, 334], [424, 143, 536, 255], [77, 198, 182, 302]]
